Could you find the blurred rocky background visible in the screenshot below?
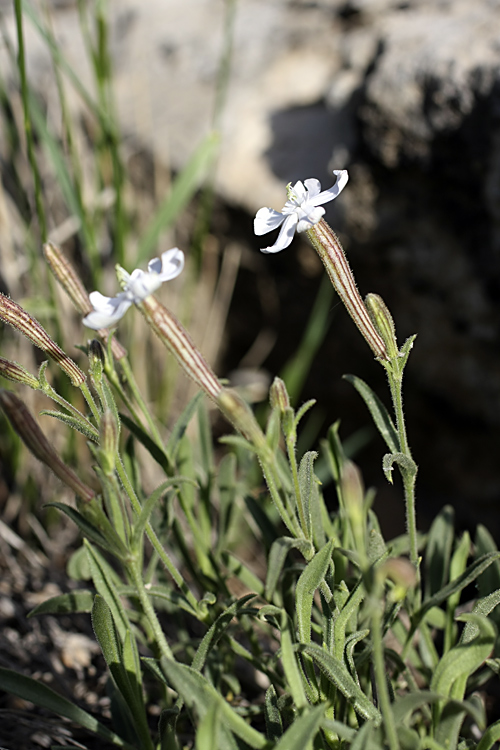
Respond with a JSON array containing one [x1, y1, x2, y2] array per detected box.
[[2, 0, 500, 536]]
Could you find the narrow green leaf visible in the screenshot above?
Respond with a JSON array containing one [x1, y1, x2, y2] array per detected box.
[[85, 541, 129, 641], [300, 643, 382, 723], [217, 452, 237, 547], [272, 704, 325, 750], [120, 413, 171, 473], [166, 392, 204, 462], [28, 590, 94, 617], [425, 505, 455, 599], [295, 540, 334, 643], [298, 451, 317, 539], [413, 552, 500, 626], [136, 134, 219, 264], [161, 660, 268, 749], [382, 452, 417, 484], [461, 588, 500, 643], [264, 685, 282, 742], [265, 537, 313, 600], [158, 708, 181, 750], [131, 476, 197, 549], [476, 718, 500, 750], [0, 667, 136, 748], [46, 502, 118, 555], [40, 409, 99, 442], [195, 703, 221, 750], [92, 596, 154, 750], [191, 595, 256, 673], [350, 720, 379, 750], [398, 334, 417, 370], [475, 525, 500, 601], [430, 614, 496, 699], [280, 611, 308, 709], [343, 375, 399, 453], [391, 691, 443, 724]]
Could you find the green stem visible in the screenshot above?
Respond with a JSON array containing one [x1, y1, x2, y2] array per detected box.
[[119, 357, 166, 449], [115, 458, 201, 618], [388, 370, 419, 580], [79, 380, 101, 423], [128, 559, 174, 661], [259, 458, 301, 537], [371, 597, 399, 750]]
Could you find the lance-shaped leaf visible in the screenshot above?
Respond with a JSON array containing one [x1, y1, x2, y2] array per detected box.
[[266, 537, 314, 600], [343, 374, 399, 453], [300, 643, 382, 724], [28, 590, 94, 617], [92, 595, 154, 750], [160, 660, 268, 749], [272, 704, 326, 750], [382, 452, 417, 484], [86, 541, 129, 640], [295, 540, 334, 643]]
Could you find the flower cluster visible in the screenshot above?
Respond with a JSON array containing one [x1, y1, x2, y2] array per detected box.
[[254, 169, 348, 253], [83, 248, 184, 330]]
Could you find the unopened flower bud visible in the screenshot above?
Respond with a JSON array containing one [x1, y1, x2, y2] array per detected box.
[[0, 390, 94, 502], [0, 293, 86, 386], [365, 293, 398, 360], [0, 357, 40, 390], [269, 377, 290, 413], [98, 410, 118, 476], [88, 339, 105, 385], [43, 242, 127, 361]]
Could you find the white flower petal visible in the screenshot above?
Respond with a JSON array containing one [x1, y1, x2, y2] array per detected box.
[[311, 169, 349, 206], [297, 206, 325, 232], [83, 292, 132, 329], [260, 213, 298, 254], [158, 247, 185, 280], [303, 178, 322, 198], [127, 268, 162, 299], [290, 180, 306, 202], [254, 207, 285, 236]]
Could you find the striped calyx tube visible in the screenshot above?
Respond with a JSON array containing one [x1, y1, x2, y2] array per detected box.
[[0, 293, 86, 385], [137, 295, 270, 456], [307, 220, 388, 361]]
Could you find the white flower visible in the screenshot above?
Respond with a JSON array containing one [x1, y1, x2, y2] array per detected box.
[[83, 247, 184, 330], [254, 170, 349, 254]]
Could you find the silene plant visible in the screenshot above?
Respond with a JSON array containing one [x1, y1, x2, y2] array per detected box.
[[1, 168, 500, 750]]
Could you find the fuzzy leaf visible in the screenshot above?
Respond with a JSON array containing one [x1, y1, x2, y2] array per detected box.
[[119, 413, 171, 472], [264, 685, 282, 742], [85, 541, 129, 641], [295, 540, 334, 643], [40, 409, 99, 441], [266, 537, 313, 599], [301, 643, 381, 723], [343, 375, 399, 453], [161, 660, 268, 749], [425, 505, 455, 599], [272, 704, 325, 750], [297, 451, 317, 538], [28, 590, 94, 617], [382, 452, 417, 484]]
